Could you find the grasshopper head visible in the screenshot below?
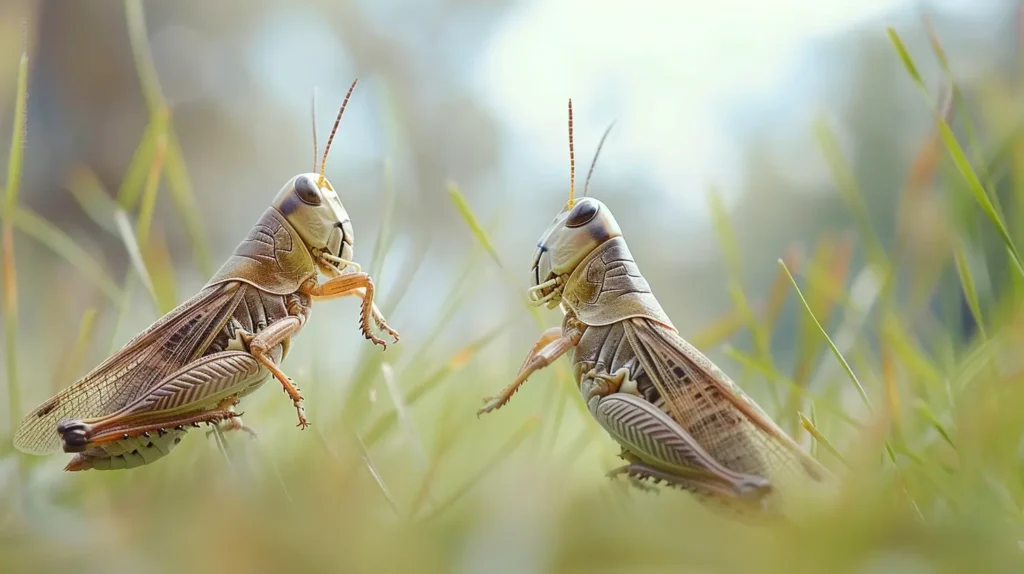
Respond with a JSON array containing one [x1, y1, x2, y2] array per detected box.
[[528, 99, 619, 309], [271, 78, 361, 275], [272, 173, 355, 273], [528, 197, 621, 308]]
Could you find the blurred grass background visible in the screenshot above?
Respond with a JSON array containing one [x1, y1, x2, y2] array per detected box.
[[4, 0, 1024, 572]]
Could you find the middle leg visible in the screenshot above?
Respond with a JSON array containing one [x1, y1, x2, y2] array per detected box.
[[240, 317, 310, 428]]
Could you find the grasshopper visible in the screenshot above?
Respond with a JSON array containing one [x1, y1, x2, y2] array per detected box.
[[478, 101, 831, 511], [13, 79, 399, 471]]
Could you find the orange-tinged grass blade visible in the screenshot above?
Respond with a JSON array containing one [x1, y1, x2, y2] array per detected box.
[[881, 346, 901, 428]]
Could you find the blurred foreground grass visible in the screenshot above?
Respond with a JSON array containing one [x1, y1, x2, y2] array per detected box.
[[4, 6, 1024, 573]]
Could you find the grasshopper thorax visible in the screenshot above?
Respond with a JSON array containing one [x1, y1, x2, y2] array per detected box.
[[272, 173, 355, 272], [528, 196, 622, 308]]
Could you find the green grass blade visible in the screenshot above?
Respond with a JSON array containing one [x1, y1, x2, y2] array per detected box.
[[368, 158, 396, 282], [447, 181, 502, 268], [133, 115, 167, 247], [11, 207, 121, 303], [66, 165, 120, 235], [707, 187, 781, 410], [113, 209, 157, 307], [723, 345, 862, 427], [115, 118, 157, 211], [914, 400, 955, 449], [922, 18, 1005, 219], [799, 412, 849, 468], [2, 52, 28, 436], [952, 237, 986, 340], [888, 27, 1024, 279], [780, 259, 873, 412], [124, 0, 209, 275], [812, 118, 889, 273]]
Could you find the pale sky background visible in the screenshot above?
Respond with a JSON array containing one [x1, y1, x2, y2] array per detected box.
[[471, 0, 985, 219]]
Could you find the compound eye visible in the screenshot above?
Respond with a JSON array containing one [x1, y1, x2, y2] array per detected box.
[[294, 176, 322, 206], [565, 199, 599, 228]]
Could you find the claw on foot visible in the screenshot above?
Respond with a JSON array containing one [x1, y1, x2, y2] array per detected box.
[[295, 403, 310, 429], [477, 396, 506, 417]]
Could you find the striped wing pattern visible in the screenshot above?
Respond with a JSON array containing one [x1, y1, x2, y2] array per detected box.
[[13, 283, 243, 455], [623, 318, 829, 483]]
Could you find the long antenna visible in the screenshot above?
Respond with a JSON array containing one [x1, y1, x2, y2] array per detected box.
[[311, 86, 319, 172], [566, 99, 576, 209], [583, 121, 615, 198], [318, 78, 359, 187]]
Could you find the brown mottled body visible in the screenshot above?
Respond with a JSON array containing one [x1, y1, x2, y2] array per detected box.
[[478, 101, 830, 513], [15, 174, 398, 472], [561, 238, 773, 490]]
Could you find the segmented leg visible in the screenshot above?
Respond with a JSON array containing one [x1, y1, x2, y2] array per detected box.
[[206, 406, 259, 439], [478, 327, 582, 416], [239, 318, 310, 429], [60, 399, 241, 451], [317, 259, 394, 337], [301, 272, 399, 348]]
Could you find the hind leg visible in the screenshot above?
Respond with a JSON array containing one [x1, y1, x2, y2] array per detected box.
[[58, 352, 261, 453]]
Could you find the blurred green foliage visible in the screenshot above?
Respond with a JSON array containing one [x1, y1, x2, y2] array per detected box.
[[4, 2, 1024, 573]]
